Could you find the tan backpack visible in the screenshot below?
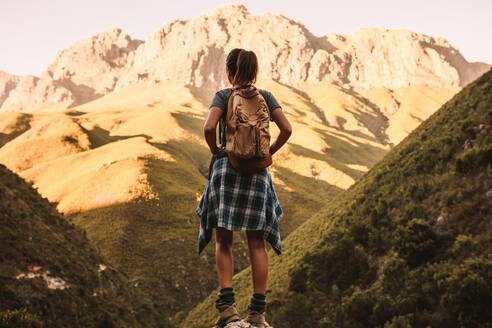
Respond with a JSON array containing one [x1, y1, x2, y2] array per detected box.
[[224, 85, 272, 173]]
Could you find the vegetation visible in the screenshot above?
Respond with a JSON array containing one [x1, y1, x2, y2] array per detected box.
[[0, 78, 394, 325], [0, 164, 169, 327], [0, 308, 42, 328], [273, 69, 492, 327], [0, 78, 468, 326], [185, 70, 492, 327]]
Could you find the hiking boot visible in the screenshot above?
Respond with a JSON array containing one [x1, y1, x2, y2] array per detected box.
[[244, 309, 266, 328], [213, 303, 240, 328]]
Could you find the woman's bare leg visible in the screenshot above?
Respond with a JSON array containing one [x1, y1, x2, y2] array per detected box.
[[246, 230, 268, 294], [215, 227, 234, 288]]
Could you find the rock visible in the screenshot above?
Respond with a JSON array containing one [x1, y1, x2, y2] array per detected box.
[[463, 139, 474, 149], [0, 70, 21, 108], [1, 4, 490, 112], [473, 124, 486, 134], [15, 267, 68, 290], [221, 319, 273, 328], [486, 189, 492, 198]]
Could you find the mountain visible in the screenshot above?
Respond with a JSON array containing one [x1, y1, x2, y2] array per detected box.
[[184, 70, 492, 327], [0, 4, 489, 113], [0, 28, 142, 112], [0, 163, 170, 327], [0, 3, 490, 326]]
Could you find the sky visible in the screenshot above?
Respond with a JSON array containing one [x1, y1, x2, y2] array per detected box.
[[1, 0, 491, 76]]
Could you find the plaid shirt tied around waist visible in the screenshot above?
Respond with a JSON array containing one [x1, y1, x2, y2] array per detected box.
[[196, 156, 283, 255]]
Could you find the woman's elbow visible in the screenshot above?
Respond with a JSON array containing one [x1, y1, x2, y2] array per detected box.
[[282, 125, 292, 138], [203, 124, 215, 135]]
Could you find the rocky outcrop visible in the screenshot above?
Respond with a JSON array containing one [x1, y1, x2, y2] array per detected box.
[[45, 26, 142, 102], [221, 320, 272, 328], [119, 4, 490, 95], [0, 70, 21, 108], [0, 71, 74, 112], [1, 4, 489, 112], [1, 27, 142, 112]]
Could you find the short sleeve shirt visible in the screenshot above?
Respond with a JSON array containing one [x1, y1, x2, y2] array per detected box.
[[209, 88, 282, 120]]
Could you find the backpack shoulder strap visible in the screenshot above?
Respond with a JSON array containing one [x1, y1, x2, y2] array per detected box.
[[256, 89, 270, 120], [219, 88, 235, 146]]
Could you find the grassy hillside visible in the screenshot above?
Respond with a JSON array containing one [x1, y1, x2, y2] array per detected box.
[[385, 85, 460, 144], [184, 70, 492, 327], [0, 163, 169, 328], [0, 78, 463, 325]]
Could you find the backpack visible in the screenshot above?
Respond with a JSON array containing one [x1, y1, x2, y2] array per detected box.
[[222, 85, 272, 174]]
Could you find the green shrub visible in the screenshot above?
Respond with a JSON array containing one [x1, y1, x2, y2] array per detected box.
[[342, 288, 375, 328], [455, 144, 492, 173], [394, 218, 438, 267], [383, 314, 414, 328], [288, 263, 309, 293], [0, 308, 42, 328], [381, 256, 409, 296], [277, 293, 315, 328], [451, 234, 482, 259], [302, 234, 369, 293], [439, 256, 492, 327]]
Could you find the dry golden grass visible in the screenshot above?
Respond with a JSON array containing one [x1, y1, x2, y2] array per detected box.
[[256, 79, 390, 189], [0, 113, 91, 171], [0, 79, 455, 202], [20, 136, 170, 214], [363, 84, 460, 144], [0, 112, 32, 146], [72, 80, 204, 112]]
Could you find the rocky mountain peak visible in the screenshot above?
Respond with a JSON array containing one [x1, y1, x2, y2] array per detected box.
[[209, 3, 249, 17], [1, 4, 489, 112]]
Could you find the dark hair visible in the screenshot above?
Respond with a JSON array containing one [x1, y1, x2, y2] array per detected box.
[[226, 48, 258, 86]]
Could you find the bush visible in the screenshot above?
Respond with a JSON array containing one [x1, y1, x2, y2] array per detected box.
[[455, 144, 492, 173], [0, 308, 43, 328], [394, 218, 438, 267], [439, 256, 492, 327], [383, 314, 414, 328], [277, 293, 315, 328], [451, 234, 482, 259], [342, 288, 375, 328], [381, 256, 409, 296], [304, 234, 369, 293]]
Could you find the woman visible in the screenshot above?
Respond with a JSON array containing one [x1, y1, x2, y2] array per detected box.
[[196, 48, 292, 328]]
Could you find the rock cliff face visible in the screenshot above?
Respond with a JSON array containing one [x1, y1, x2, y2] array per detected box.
[[0, 27, 142, 111], [0, 3, 489, 112], [0, 70, 21, 107]]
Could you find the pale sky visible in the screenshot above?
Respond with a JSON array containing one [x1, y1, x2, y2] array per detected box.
[[1, 0, 491, 76]]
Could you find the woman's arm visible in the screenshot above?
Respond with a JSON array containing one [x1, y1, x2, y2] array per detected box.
[[269, 107, 292, 155], [203, 106, 224, 154]]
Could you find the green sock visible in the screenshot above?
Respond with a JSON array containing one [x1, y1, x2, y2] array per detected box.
[[216, 287, 235, 306], [248, 293, 266, 313]]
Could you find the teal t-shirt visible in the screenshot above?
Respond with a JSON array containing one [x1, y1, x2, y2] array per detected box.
[[209, 88, 282, 119]]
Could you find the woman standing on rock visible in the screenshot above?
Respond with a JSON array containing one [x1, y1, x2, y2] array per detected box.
[[196, 48, 292, 327]]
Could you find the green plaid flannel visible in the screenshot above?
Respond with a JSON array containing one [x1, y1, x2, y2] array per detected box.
[[196, 157, 283, 255]]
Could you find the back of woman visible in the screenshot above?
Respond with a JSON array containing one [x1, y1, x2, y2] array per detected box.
[[196, 48, 292, 328]]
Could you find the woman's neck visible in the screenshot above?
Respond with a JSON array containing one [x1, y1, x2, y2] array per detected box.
[[232, 83, 253, 89]]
